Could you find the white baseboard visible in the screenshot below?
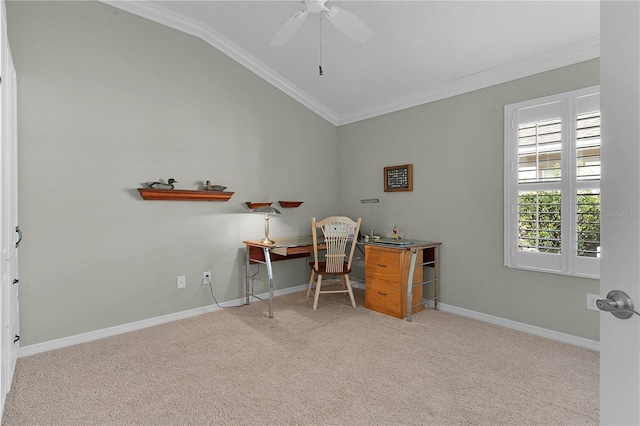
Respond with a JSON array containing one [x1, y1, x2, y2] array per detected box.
[[438, 303, 600, 352], [19, 283, 597, 357], [19, 283, 310, 358]]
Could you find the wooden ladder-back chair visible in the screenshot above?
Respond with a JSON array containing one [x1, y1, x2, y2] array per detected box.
[[307, 216, 362, 310]]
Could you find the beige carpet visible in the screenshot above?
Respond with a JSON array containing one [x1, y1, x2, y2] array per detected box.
[[2, 289, 598, 425]]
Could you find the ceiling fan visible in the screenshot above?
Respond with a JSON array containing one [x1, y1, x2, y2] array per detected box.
[[270, 0, 373, 46]]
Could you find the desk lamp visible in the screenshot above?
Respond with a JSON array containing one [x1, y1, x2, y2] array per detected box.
[[253, 206, 281, 245], [360, 198, 379, 236]]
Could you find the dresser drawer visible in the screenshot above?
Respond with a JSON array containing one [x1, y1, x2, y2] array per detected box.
[[365, 246, 401, 282], [364, 244, 425, 319], [365, 277, 424, 319], [365, 278, 402, 318]]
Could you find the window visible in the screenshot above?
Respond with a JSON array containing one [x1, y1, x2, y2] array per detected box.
[[504, 86, 600, 278]]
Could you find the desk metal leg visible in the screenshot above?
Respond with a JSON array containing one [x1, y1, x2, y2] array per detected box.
[[263, 247, 274, 318], [245, 246, 251, 306], [406, 249, 419, 322], [433, 246, 439, 310], [244, 245, 275, 318]]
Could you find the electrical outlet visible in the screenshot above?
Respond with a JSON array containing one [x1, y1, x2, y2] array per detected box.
[[202, 271, 212, 285], [586, 293, 600, 311], [177, 275, 186, 289]]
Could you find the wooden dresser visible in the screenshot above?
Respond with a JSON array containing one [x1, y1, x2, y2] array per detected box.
[[363, 240, 441, 320]]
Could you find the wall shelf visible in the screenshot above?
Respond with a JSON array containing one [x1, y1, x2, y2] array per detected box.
[[279, 201, 303, 208], [138, 188, 234, 202], [245, 202, 272, 209]]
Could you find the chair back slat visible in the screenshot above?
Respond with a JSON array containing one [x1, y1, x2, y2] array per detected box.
[[322, 221, 348, 273], [311, 216, 362, 274]]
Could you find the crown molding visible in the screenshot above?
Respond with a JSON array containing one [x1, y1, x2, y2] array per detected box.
[[101, 1, 598, 128], [336, 37, 600, 126], [101, 0, 339, 125]]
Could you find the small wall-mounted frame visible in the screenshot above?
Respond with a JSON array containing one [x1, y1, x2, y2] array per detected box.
[[384, 164, 413, 192]]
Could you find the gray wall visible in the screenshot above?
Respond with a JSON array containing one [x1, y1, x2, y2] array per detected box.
[[338, 59, 600, 341], [8, 1, 338, 346], [8, 0, 600, 346]]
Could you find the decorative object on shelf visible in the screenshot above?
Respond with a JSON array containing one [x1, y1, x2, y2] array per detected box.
[[204, 180, 227, 191], [147, 178, 177, 189], [253, 206, 281, 245], [137, 188, 234, 202], [245, 202, 273, 209], [278, 201, 303, 208], [384, 164, 413, 192], [392, 226, 399, 239]]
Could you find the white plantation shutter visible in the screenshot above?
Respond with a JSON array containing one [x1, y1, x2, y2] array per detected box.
[[505, 87, 600, 278], [518, 118, 562, 183]]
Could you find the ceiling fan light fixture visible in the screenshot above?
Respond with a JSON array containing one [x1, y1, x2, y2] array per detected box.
[[307, 0, 326, 14], [271, 0, 371, 46]]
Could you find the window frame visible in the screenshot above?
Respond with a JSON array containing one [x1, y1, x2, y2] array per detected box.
[[504, 86, 600, 279]]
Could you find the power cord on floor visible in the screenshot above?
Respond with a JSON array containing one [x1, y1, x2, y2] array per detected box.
[[204, 275, 245, 309]]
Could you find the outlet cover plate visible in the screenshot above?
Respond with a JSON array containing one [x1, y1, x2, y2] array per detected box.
[[586, 293, 600, 311], [177, 275, 186, 289]]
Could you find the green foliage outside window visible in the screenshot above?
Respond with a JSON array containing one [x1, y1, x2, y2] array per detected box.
[[518, 190, 600, 257], [577, 190, 600, 257], [518, 191, 562, 253]]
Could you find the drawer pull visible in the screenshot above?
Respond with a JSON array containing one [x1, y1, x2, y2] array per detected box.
[[377, 264, 387, 268], [377, 291, 387, 296]]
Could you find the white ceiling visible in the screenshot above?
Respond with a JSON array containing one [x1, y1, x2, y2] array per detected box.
[[106, 1, 600, 125]]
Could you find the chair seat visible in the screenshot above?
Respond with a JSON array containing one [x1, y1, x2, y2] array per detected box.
[[309, 261, 351, 275]]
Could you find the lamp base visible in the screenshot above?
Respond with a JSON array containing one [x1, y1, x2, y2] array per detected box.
[[260, 237, 276, 245]]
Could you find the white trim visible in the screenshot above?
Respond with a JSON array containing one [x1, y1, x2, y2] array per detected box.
[[101, 0, 338, 124], [18, 283, 310, 358], [100, 1, 599, 127], [338, 38, 600, 126], [20, 280, 596, 358], [439, 303, 599, 352]]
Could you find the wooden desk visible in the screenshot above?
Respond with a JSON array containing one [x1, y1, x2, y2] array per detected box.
[[361, 240, 441, 321], [243, 237, 326, 318], [243, 237, 438, 321]]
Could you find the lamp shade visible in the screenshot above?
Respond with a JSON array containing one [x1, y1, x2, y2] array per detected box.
[[253, 206, 281, 215]]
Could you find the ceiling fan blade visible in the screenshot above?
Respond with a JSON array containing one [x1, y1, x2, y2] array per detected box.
[[270, 9, 310, 46], [324, 6, 372, 43]]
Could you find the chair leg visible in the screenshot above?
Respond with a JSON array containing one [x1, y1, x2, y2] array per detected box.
[[307, 271, 315, 297], [344, 274, 356, 308], [313, 274, 323, 310]]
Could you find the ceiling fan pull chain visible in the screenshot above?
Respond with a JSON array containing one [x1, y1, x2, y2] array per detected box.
[[319, 13, 323, 76]]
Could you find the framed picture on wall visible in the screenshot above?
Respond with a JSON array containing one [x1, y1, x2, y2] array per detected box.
[[384, 164, 413, 192]]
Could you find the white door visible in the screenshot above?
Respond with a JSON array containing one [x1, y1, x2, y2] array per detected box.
[[0, 0, 18, 410], [600, 2, 640, 424]]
